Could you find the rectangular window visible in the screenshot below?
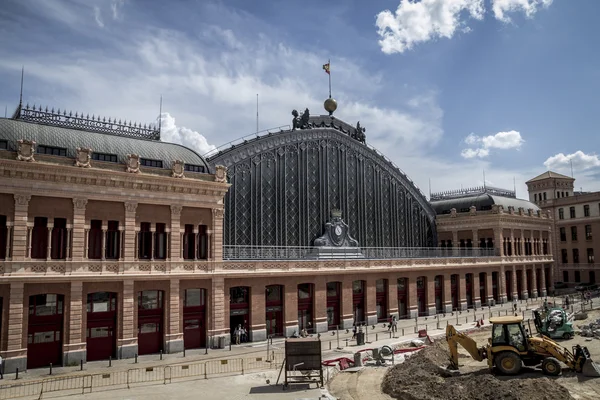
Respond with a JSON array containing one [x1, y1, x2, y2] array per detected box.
[[588, 248, 595, 263], [198, 224, 208, 260], [154, 223, 167, 260], [37, 145, 67, 157], [584, 205, 590, 217], [50, 217, 68, 260], [327, 282, 339, 297], [543, 192, 547, 200], [184, 289, 205, 307], [88, 220, 103, 260], [298, 283, 313, 299], [184, 164, 205, 173], [561, 249, 568, 264], [183, 224, 195, 260], [31, 217, 48, 259], [92, 152, 118, 163], [106, 221, 120, 259], [87, 292, 116, 313], [138, 290, 163, 310], [585, 225, 592, 240], [139, 323, 159, 334], [573, 248, 579, 264], [0, 140, 7, 150], [534, 193, 537, 202], [138, 222, 152, 259], [0, 215, 7, 260], [571, 226, 578, 241], [560, 227, 566, 242], [570, 207, 576, 218], [140, 158, 163, 168], [558, 208, 564, 220], [88, 327, 112, 338]]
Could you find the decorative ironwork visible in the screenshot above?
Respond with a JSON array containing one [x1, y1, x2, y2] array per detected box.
[[222, 245, 497, 260], [209, 119, 437, 249], [430, 186, 516, 201], [15, 104, 160, 140]]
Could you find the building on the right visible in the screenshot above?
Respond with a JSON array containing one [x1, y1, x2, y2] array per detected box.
[[527, 171, 600, 286]]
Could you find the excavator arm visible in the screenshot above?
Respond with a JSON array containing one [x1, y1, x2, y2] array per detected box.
[[446, 325, 487, 369]]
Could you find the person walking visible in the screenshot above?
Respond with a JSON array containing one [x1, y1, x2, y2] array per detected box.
[[392, 316, 398, 333], [234, 324, 242, 345]]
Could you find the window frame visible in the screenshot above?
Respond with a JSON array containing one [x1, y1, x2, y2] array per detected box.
[[184, 164, 206, 173], [140, 158, 163, 168], [37, 145, 67, 157], [91, 152, 118, 163]]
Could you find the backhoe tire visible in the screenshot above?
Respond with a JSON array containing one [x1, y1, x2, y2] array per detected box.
[[541, 357, 561, 376], [495, 352, 522, 375], [562, 332, 572, 340]]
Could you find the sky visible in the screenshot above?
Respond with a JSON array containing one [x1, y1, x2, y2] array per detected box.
[[1, 0, 599, 199]]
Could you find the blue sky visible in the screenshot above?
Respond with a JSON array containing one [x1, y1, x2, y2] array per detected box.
[[1, 0, 599, 197]]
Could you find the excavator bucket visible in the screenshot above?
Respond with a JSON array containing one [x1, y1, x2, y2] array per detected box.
[[582, 359, 600, 377]]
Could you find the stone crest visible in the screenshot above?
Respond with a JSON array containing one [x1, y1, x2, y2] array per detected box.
[[213, 208, 224, 219], [469, 206, 476, 215], [450, 208, 457, 218], [75, 147, 92, 168], [313, 210, 359, 247], [73, 198, 88, 210], [214, 165, 228, 183], [126, 154, 140, 173], [17, 139, 36, 162], [171, 160, 185, 178]]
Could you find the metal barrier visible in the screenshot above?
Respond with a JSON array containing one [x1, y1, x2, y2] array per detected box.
[[0, 351, 285, 400]]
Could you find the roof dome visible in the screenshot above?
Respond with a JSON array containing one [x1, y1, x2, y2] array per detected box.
[[430, 186, 540, 215]]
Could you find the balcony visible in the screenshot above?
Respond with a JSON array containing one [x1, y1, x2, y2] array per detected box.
[[561, 263, 600, 270]]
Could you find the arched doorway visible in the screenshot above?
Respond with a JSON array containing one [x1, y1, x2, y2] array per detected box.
[[465, 274, 473, 308], [505, 270, 513, 301], [230, 287, 250, 342], [86, 292, 117, 361], [416, 276, 426, 316], [298, 283, 314, 334], [352, 280, 365, 324], [492, 272, 499, 303], [451, 274, 459, 310], [397, 278, 408, 319], [434, 275, 443, 313], [183, 288, 206, 349], [516, 270, 523, 299], [27, 294, 64, 369], [265, 285, 283, 337], [137, 290, 164, 355], [326, 282, 341, 329], [479, 273, 487, 306], [376, 279, 388, 322]]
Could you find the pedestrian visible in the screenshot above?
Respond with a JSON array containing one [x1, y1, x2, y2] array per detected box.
[[387, 315, 393, 332], [352, 324, 357, 339], [392, 316, 398, 333], [0, 354, 3, 380], [565, 296, 570, 308], [234, 324, 242, 345]]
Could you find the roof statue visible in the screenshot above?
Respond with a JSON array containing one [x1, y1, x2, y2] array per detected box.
[[292, 108, 311, 130], [352, 121, 366, 144]]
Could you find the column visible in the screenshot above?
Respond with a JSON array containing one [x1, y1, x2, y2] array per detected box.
[[520, 267, 528, 299], [64, 281, 86, 365], [211, 208, 224, 261], [194, 227, 199, 260], [250, 283, 266, 341], [4, 282, 26, 373], [84, 228, 90, 259], [46, 224, 53, 260], [65, 225, 71, 260], [71, 198, 87, 261], [117, 280, 137, 358], [165, 279, 184, 353], [170, 205, 182, 262], [26, 226, 32, 260], [408, 277, 418, 318], [531, 266, 538, 298], [386, 276, 398, 319], [541, 266, 548, 297], [209, 277, 228, 346], [486, 272, 494, 305], [12, 194, 30, 261], [499, 265, 508, 303], [150, 227, 156, 261], [426, 275, 436, 316], [284, 281, 299, 336], [459, 274, 467, 310], [165, 230, 171, 260], [511, 266, 519, 300], [101, 225, 107, 261], [365, 277, 377, 325], [5, 224, 12, 260], [124, 202, 137, 262], [119, 227, 125, 260], [472, 229, 479, 251], [473, 273, 481, 308], [341, 277, 354, 328], [314, 278, 328, 333], [452, 231, 458, 251], [207, 232, 213, 260], [520, 231, 525, 256], [494, 228, 504, 256], [443, 273, 453, 312]]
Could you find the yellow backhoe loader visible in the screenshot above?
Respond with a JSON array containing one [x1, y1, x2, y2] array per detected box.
[[446, 316, 600, 377]]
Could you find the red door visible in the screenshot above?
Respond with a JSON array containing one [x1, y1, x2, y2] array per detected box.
[[183, 314, 205, 349], [327, 282, 341, 329], [266, 309, 282, 336], [376, 279, 387, 322], [479, 273, 487, 305], [465, 274, 473, 308], [451, 275, 458, 310], [492, 272, 499, 302], [138, 291, 163, 355], [506, 271, 513, 301], [397, 278, 407, 319], [27, 294, 64, 369], [86, 292, 117, 361], [416, 277, 426, 316]]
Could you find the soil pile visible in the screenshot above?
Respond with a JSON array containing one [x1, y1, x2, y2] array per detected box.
[[381, 342, 574, 400]]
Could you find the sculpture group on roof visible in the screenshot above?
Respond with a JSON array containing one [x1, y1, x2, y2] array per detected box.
[[291, 108, 366, 144]]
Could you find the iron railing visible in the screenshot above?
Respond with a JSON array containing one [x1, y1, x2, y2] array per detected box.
[[222, 246, 499, 260], [561, 263, 599, 270]]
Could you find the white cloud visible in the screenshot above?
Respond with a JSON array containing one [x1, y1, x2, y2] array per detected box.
[[492, 0, 553, 23], [543, 150, 600, 171], [461, 130, 524, 158], [376, 0, 554, 54], [111, 0, 125, 21], [159, 112, 216, 156], [93, 6, 104, 28], [375, 0, 484, 54]]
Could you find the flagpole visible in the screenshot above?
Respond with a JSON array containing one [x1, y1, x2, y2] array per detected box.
[[328, 59, 332, 99]]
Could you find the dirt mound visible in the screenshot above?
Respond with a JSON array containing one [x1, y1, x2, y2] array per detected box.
[[382, 343, 574, 400]]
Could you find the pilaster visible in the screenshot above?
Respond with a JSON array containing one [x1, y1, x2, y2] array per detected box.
[[12, 194, 31, 261], [64, 281, 86, 365], [117, 280, 138, 359], [284, 282, 299, 336], [459, 274, 467, 310], [531, 267, 538, 298], [511, 266, 519, 300], [341, 277, 354, 328], [209, 277, 229, 346], [443, 274, 452, 312], [426, 274, 436, 316], [250, 283, 266, 341], [540, 266, 548, 297], [124, 202, 137, 262], [4, 282, 26, 373], [408, 277, 418, 318], [386, 275, 398, 319], [71, 198, 87, 261], [366, 277, 378, 325], [211, 208, 224, 261], [473, 273, 481, 308], [165, 279, 184, 353], [314, 278, 328, 333]]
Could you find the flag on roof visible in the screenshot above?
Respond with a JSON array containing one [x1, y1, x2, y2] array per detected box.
[[322, 62, 330, 74]]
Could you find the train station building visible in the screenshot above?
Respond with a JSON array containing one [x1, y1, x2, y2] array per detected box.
[[0, 102, 554, 372]]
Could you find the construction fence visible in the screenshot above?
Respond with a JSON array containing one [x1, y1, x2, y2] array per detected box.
[[0, 352, 285, 400]]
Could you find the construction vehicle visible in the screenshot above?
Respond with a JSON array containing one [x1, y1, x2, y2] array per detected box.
[[533, 307, 574, 340], [446, 316, 600, 377]]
